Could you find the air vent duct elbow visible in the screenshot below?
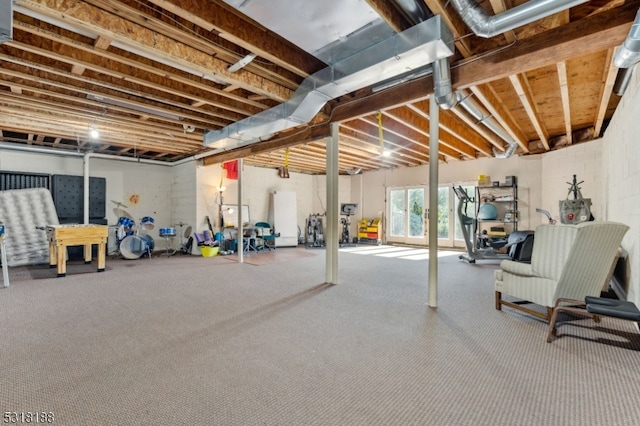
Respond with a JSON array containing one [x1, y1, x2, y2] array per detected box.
[[493, 142, 517, 159], [433, 58, 457, 109], [449, 0, 589, 39], [614, 9, 640, 69]]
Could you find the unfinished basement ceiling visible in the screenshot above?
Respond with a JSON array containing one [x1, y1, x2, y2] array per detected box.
[[0, 0, 637, 174]]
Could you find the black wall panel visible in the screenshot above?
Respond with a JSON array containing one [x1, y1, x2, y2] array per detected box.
[[51, 175, 106, 219]]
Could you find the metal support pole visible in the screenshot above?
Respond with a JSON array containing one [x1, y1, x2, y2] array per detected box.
[[83, 153, 90, 224], [1, 237, 9, 288], [326, 123, 339, 284], [428, 95, 439, 307], [237, 158, 244, 264]]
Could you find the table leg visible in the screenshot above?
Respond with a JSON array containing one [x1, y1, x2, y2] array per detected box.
[[84, 244, 92, 264], [97, 242, 106, 272], [49, 242, 57, 268], [56, 244, 66, 277]]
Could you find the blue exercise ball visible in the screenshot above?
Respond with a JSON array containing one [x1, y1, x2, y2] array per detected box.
[[478, 203, 498, 220]]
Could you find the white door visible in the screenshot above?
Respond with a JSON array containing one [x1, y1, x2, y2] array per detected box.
[[436, 185, 454, 247], [387, 187, 428, 245]]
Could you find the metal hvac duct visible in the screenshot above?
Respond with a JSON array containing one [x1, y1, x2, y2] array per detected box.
[[614, 9, 640, 69], [432, 56, 519, 157], [448, 0, 588, 39], [204, 15, 454, 150], [454, 92, 518, 158], [435, 0, 588, 157], [0, 0, 12, 43], [612, 9, 640, 96]]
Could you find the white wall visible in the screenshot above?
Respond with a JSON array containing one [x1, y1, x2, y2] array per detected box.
[[539, 139, 604, 222], [601, 67, 640, 305], [196, 162, 314, 243]]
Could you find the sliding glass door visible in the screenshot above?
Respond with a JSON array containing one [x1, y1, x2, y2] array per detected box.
[[387, 187, 428, 245], [387, 184, 475, 248]]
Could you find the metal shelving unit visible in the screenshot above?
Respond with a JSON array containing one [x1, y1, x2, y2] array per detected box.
[[475, 180, 518, 248]]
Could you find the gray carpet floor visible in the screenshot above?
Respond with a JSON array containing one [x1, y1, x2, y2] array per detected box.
[[1, 247, 639, 425]]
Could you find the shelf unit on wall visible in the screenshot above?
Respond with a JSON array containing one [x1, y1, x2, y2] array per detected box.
[[475, 179, 518, 248]]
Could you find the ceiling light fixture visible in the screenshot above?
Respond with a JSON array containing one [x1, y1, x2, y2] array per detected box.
[[89, 124, 99, 139]]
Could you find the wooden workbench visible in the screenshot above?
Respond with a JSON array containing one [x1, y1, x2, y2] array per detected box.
[[46, 224, 108, 277]]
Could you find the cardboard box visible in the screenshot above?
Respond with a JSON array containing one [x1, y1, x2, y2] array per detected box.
[[478, 175, 491, 187]]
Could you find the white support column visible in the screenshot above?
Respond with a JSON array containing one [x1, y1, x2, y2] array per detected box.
[[326, 123, 339, 284], [237, 158, 244, 264], [428, 95, 439, 307], [83, 153, 90, 224], [1, 236, 9, 288]]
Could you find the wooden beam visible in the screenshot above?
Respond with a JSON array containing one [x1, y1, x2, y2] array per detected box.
[[454, 3, 634, 89], [201, 124, 331, 165], [556, 61, 572, 145], [9, 20, 268, 114], [405, 101, 493, 157], [16, 0, 293, 101], [330, 2, 636, 123], [594, 47, 619, 138], [392, 104, 488, 159], [365, 0, 410, 32], [509, 73, 549, 150], [85, 0, 300, 90], [144, 0, 325, 77]]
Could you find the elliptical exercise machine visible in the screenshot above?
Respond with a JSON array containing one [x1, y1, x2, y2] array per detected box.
[[453, 185, 533, 264]]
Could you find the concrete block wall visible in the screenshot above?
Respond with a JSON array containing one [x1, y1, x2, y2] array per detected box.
[[539, 139, 603, 223], [602, 67, 640, 305]]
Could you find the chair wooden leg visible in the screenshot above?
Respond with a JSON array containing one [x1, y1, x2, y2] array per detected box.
[[546, 299, 589, 343], [546, 305, 560, 342], [495, 291, 502, 310]]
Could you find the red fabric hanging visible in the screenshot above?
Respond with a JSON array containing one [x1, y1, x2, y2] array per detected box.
[[222, 160, 238, 180]]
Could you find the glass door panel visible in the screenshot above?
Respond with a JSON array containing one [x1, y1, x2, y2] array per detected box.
[[387, 187, 427, 245]]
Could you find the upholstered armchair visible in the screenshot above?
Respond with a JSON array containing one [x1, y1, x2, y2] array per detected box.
[[494, 221, 629, 321]]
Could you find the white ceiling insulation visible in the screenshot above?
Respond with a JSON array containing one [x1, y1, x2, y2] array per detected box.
[[222, 0, 388, 61]]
